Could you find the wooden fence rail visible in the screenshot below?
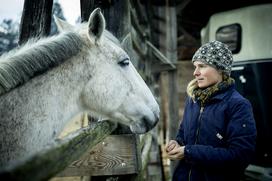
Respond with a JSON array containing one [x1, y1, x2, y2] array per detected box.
[[0, 121, 117, 181]]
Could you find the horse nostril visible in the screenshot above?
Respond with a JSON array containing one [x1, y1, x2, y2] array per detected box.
[[142, 116, 157, 131]]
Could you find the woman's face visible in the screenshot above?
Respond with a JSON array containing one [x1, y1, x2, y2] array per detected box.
[[193, 61, 223, 88]]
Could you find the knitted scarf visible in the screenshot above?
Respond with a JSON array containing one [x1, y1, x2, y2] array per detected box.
[[187, 75, 235, 107]]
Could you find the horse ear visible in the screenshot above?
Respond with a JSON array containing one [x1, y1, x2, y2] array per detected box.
[[87, 8, 105, 43], [121, 33, 132, 52], [54, 15, 74, 32]]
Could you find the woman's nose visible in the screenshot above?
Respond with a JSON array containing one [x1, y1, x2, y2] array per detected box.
[[193, 68, 200, 76]]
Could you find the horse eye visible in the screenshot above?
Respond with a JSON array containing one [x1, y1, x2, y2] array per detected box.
[[118, 58, 130, 67]]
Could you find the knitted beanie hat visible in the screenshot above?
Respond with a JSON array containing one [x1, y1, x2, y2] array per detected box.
[[192, 40, 233, 76]]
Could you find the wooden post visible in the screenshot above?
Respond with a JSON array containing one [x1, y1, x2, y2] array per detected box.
[[19, 0, 53, 44], [165, 5, 179, 177], [162, 4, 179, 141], [80, 0, 130, 40], [156, 4, 179, 178], [132, 134, 152, 181], [80, 0, 95, 22], [103, 1, 130, 40]]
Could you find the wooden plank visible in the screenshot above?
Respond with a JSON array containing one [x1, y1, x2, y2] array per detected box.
[[0, 121, 117, 181], [58, 134, 140, 176], [151, 63, 176, 73]]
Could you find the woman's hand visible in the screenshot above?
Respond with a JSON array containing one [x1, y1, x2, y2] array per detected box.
[[166, 140, 179, 152], [165, 140, 185, 160]]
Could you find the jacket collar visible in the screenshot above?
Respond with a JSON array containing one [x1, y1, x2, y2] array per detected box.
[[210, 84, 235, 101]]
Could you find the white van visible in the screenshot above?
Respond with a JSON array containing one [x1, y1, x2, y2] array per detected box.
[[201, 4, 272, 180]]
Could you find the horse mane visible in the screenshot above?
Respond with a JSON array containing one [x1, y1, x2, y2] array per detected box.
[[0, 32, 84, 95], [0, 27, 121, 96]]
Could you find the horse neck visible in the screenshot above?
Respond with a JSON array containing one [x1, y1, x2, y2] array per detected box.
[[44, 53, 93, 121]]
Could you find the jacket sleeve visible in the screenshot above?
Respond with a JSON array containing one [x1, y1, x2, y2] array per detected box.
[[176, 122, 184, 146], [175, 98, 190, 146], [184, 99, 257, 169]]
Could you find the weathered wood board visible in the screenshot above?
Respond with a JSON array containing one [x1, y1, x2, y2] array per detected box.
[[57, 134, 141, 177]]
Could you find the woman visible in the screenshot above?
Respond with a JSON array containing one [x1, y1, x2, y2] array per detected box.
[[166, 41, 256, 181]]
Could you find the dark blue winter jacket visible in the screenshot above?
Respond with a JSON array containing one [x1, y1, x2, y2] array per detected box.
[[173, 85, 256, 181]]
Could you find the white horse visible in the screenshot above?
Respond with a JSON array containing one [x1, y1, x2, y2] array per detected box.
[[0, 8, 159, 168]]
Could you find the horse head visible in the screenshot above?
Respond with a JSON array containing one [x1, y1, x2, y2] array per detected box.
[[55, 8, 160, 134]]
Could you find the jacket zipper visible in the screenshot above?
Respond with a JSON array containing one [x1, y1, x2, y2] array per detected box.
[[188, 106, 204, 181], [194, 106, 204, 144]]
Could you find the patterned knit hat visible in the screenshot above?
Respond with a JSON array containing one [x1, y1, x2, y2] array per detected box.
[[192, 41, 233, 76]]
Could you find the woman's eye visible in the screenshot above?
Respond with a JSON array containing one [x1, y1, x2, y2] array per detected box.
[[118, 58, 130, 67]]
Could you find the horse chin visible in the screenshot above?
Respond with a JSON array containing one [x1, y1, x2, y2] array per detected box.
[[129, 118, 157, 134], [129, 124, 148, 134]]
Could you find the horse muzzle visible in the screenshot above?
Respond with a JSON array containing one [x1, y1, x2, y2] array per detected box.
[[129, 113, 159, 134]]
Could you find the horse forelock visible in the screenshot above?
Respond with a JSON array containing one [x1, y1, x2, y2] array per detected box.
[[0, 32, 84, 96]]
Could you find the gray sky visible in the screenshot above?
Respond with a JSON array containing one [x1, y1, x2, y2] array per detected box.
[[0, 0, 24, 22], [0, 0, 80, 24]]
